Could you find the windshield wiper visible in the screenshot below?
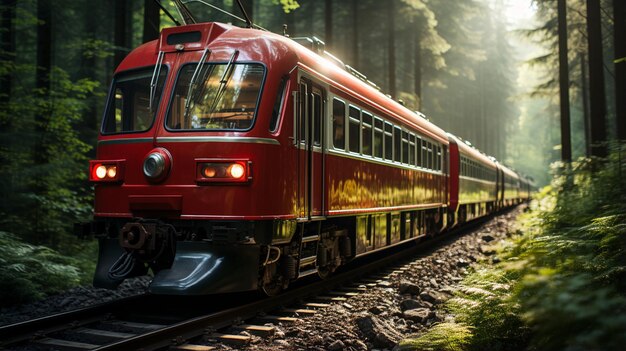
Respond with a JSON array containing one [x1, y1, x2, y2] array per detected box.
[[183, 48, 211, 120], [149, 50, 165, 113], [206, 50, 239, 118]]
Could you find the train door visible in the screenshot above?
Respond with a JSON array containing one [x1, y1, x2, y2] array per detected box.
[[295, 77, 325, 220]]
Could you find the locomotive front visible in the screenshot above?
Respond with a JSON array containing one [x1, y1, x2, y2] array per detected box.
[[82, 23, 298, 295]]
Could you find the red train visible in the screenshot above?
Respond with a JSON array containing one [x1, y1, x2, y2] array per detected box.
[[81, 21, 531, 295]]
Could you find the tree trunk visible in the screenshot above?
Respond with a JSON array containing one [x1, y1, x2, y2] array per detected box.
[[0, 0, 15, 108], [114, 0, 128, 67], [143, 0, 160, 43], [387, 0, 396, 99], [34, 0, 53, 241], [557, 0, 572, 162], [36, 0, 52, 159], [586, 0, 607, 157], [413, 20, 422, 107], [614, 0, 626, 141], [80, 0, 99, 152], [351, 0, 358, 67], [325, 0, 332, 49], [581, 53, 591, 157]]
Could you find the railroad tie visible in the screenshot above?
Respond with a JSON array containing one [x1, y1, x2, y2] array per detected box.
[[170, 344, 215, 351], [34, 338, 99, 350], [232, 324, 276, 337], [255, 315, 300, 324], [313, 295, 347, 302], [209, 333, 251, 346]]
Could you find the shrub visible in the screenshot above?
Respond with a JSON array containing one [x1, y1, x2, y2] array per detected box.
[[0, 231, 81, 307], [400, 144, 626, 351]]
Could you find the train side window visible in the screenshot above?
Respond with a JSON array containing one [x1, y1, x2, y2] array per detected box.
[[402, 131, 409, 164], [348, 106, 360, 153], [422, 140, 427, 168], [437, 146, 442, 171], [312, 90, 322, 146], [298, 82, 307, 144], [374, 118, 383, 158], [416, 137, 422, 167], [427, 142, 433, 170], [409, 134, 416, 166], [362, 112, 373, 156], [443, 146, 448, 174], [332, 99, 345, 149], [269, 77, 288, 132], [394, 126, 401, 162], [384, 122, 393, 160]]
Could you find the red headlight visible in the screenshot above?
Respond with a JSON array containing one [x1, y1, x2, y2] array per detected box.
[[196, 160, 251, 183], [90, 160, 125, 182]]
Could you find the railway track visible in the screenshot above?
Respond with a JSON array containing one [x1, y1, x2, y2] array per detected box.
[[0, 214, 498, 351]]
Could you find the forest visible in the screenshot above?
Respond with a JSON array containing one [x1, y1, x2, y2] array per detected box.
[[0, 0, 624, 335]]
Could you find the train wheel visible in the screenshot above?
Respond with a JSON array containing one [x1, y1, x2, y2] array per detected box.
[[261, 280, 284, 296], [259, 253, 292, 296]]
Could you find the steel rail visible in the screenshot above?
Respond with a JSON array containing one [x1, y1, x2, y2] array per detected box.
[[0, 294, 146, 347], [95, 214, 498, 351]]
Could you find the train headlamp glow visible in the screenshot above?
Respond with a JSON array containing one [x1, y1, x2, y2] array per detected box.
[[95, 165, 107, 179], [89, 160, 124, 182], [202, 166, 217, 178], [106, 166, 117, 178], [196, 160, 251, 183], [229, 163, 245, 179]]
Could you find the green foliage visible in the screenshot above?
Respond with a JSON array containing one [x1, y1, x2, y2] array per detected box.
[[273, 0, 299, 13], [397, 323, 473, 351], [0, 63, 97, 246], [401, 146, 626, 351], [0, 231, 81, 307]]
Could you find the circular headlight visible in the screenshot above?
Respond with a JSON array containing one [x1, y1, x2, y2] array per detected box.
[[229, 163, 245, 179], [143, 153, 166, 179], [95, 165, 107, 179]]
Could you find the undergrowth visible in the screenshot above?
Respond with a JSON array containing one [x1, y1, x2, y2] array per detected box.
[[0, 231, 84, 307], [401, 145, 626, 351]]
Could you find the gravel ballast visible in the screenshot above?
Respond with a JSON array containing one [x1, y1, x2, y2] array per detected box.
[[219, 208, 522, 351], [0, 276, 151, 326]]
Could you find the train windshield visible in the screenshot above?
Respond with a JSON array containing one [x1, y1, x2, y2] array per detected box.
[[166, 63, 265, 131], [101, 68, 168, 134]]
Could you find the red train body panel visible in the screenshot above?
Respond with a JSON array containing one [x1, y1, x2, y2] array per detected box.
[[82, 22, 531, 295]]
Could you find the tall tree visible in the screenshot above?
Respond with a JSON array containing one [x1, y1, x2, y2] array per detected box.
[[114, 0, 129, 67], [351, 0, 359, 67], [557, 0, 571, 162], [387, 0, 396, 98], [143, 0, 160, 43], [35, 0, 52, 153], [586, 0, 607, 157], [325, 0, 332, 49], [413, 21, 422, 103], [0, 0, 15, 108], [615, 0, 626, 141], [580, 53, 591, 156]]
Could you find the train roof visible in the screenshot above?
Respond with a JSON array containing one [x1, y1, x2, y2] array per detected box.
[[447, 134, 497, 169], [116, 22, 449, 144]]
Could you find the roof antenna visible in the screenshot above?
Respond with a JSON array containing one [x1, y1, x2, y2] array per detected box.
[[235, 0, 253, 28], [172, 0, 197, 25], [154, 0, 181, 26]]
